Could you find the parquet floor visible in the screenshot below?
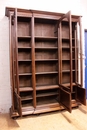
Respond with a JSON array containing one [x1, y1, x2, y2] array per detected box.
[[0, 105, 87, 130]]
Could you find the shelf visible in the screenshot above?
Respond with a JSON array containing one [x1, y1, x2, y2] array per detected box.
[[37, 99, 58, 106], [35, 59, 58, 61], [22, 103, 33, 108], [19, 87, 33, 92], [18, 36, 31, 39], [22, 105, 34, 111], [62, 47, 75, 49], [36, 71, 58, 75], [62, 38, 75, 41], [35, 36, 58, 41], [18, 47, 31, 49], [35, 47, 58, 49], [36, 85, 59, 90], [21, 96, 33, 101], [19, 73, 32, 76], [34, 103, 60, 114], [62, 83, 76, 87], [18, 60, 31, 62], [22, 106, 34, 115], [62, 59, 75, 61], [62, 70, 75, 72], [17, 15, 32, 19], [36, 92, 58, 98]]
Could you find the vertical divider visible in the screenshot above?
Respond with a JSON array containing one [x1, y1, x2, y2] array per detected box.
[[59, 22, 62, 84], [31, 13, 36, 108], [14, 8, 19, 94], [76, 23, 79, 84], [69, 12, 73, 92], [75, 23, 78, 83], [79, 17, 83, 87], [58, 22, 60, 84], [58, 22, 62, 84], [75, 24, 77, 83]]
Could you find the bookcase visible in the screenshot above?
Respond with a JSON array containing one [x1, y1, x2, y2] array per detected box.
[[5, 7, 86, 118]]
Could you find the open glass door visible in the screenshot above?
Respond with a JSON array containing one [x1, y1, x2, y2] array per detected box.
[[75, 17, 86, 106], [58, 11, 72, 112]]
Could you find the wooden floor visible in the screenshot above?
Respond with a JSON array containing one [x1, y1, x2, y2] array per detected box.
[[0, 105, 87, 130]]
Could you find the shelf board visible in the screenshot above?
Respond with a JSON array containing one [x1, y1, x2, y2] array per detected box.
[[62, 47, 75, 49], [62, 38, 75, 41], [19, 87, 33, 92], [21, 96, 33, 101], [34, 103, 60, 114], [36, 92, 58, 98], [17, 15, 32, 18], [36, 71, 58, 75], [18, 36, 31, 39], [19, 73, 32, 76], [62, 59, 75, 61], [62, 70, 75, 72], [35, 59, 58, 61], [35, 47, 58, 49], [62, 83, 76, 87], [22, 106, 34, 115], [18, 59, 31, 62], [18, 47, 31, 49], [35, 36, 58, 40], [37, 99, 58, 106], [36, 85, 59, 90], [22, 103, 33, 109]]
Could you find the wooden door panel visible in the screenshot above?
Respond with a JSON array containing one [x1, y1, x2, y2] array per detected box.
[[76, 86, 86, 105], [14, 92, 22, 116], [60, 88, 72, 112]]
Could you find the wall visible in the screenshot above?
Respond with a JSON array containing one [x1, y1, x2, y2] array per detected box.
[[0, 0, 86, 113]]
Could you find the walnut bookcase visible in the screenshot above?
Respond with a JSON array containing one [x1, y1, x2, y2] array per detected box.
[[5, 7, 86, 118]]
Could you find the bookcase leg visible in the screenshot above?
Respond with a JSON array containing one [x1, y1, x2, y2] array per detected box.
[[9, 106, 19, 118]]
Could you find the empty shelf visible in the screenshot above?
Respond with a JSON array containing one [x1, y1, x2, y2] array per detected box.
[[21, 96, 33, 101], [35, 36, 58, 40], [18, 47, 31, 49], [37, 99, 58, 106], [35, 59, 58, 61], [19, 73, 32, 76], [62, 83, 76, 87], [19, 87, 33, 92], [36, 71, 58, 75], [36, 85, 59, 90], [18, 36, 31, 39], [62, 37, 75, 41], [62, 70, 75, 72], [36, 92, 58, 98], [18, 60, 31, 62], [35, 47, 58, 49]]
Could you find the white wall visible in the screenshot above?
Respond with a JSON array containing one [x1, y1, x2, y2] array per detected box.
[[0, 0, 86, 113]]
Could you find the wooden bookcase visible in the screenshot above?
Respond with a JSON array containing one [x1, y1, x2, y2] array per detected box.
[[5, 7, 86, 118]]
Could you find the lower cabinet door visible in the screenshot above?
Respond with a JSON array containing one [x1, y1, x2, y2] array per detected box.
[[76, 86, 86, 105], [60, 88, 72, 113]]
